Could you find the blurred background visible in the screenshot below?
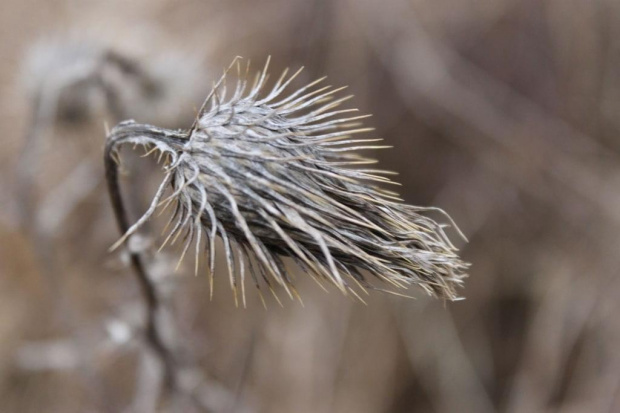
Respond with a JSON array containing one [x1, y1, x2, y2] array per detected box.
[[1, 0, 620, 412]]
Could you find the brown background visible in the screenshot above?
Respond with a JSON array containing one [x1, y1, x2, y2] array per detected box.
[[1, 0, 619, 412]]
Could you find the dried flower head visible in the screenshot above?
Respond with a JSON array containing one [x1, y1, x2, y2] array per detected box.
[[105, 57, 469, 306]]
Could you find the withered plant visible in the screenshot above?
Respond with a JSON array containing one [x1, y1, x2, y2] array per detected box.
[[105, 57, 469, 309]]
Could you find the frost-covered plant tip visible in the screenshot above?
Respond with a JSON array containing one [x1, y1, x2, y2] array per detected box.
[[104, 57, 469, 306]]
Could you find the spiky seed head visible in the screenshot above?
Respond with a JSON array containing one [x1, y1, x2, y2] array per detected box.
[[105, 57, 469, 306]]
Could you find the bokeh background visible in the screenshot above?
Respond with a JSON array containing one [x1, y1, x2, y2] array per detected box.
[[1, 0, 620, 412]]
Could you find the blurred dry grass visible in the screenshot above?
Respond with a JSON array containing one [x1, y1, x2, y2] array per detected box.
[[1, 0, 620, 412]]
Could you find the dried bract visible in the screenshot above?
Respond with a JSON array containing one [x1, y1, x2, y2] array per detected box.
[[105, 58, 469, 305]]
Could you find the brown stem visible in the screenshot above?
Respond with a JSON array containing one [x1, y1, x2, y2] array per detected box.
[[104, 136, 178, 391]]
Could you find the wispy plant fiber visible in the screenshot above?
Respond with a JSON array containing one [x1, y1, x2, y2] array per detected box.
[[105, 57, 469, 306]]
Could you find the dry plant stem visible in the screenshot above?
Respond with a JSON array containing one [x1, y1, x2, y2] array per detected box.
[[104, 139, 178, 391], [106, 124, 225, 413]]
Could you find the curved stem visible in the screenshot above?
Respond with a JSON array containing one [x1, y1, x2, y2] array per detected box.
[[104, 132, 178, 390]]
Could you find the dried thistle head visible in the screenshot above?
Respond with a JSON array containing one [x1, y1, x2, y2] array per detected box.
[[105, 57, 469, 306]]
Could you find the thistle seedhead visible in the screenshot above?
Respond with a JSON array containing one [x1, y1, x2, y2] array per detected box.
[[105, 57, 469, 306]]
